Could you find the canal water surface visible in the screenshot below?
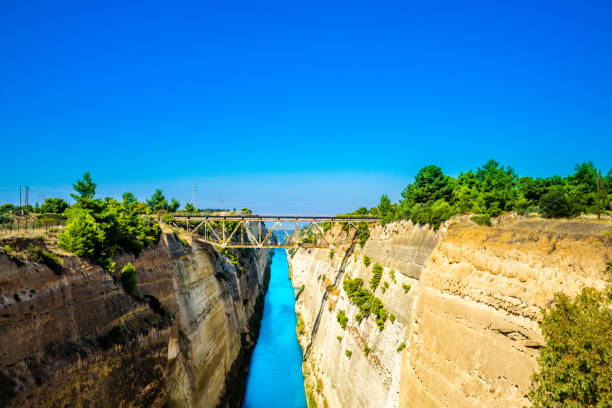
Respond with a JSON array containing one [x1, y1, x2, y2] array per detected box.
[[242, 249, 306, 408]]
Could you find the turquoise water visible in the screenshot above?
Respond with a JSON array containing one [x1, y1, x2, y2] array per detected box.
[[242, 249, 306, 408]]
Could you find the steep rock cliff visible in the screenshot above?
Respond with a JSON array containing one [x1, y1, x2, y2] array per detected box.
[[289, 217, 611, 408], [0, 231, 271, 408]]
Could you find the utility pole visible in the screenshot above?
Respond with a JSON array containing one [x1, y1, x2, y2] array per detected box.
[[597, 171, 611, 213], [597, 171, 601, 220], [19, 186, 22, 212]]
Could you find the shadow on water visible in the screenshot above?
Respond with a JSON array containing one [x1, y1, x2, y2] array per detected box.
[[242, 249, 306, 408]]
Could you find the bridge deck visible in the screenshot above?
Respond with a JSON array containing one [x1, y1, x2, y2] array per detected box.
[[172, 214, 379, 222]]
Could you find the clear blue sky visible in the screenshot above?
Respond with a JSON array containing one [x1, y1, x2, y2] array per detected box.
[[1, 0, 611, 213]]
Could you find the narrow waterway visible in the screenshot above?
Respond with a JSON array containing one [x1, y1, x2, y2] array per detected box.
[[242, 249, 306, 408]]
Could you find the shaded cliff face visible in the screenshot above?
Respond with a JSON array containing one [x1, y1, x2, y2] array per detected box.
[[0, 232, 271, 408], [289, 218, 611, 408]]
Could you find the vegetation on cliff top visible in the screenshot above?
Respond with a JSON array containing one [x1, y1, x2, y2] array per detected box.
[[353, 160, 612, 230], [529, 283, 612, 407], [56, 173, 169, 271]]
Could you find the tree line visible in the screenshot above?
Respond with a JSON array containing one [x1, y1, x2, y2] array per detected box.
[[356, 160, 612, 229]]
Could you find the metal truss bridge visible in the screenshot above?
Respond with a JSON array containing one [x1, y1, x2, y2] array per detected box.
[[172, 214, 379, 249]]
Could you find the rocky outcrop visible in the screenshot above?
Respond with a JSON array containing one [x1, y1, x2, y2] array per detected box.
[[0, 231, 271, 408], [289, 217, 612, 407]]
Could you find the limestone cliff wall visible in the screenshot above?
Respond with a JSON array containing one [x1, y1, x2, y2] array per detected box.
[[289, 217, 611, 408], [0, 231, 271, 408], [289, 222, 438, 407]]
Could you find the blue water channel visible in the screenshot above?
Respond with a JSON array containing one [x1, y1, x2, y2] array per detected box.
[[242, 249, 306, 408]]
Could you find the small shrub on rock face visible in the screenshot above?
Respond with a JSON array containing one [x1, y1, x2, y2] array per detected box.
[[389, 314, 395, 323], [121, 262, 137, 296], [402, 283, 411, 294], [27, 245, 63, 274], [397, 342, 406, 352], [345, 350, 352, 358], [329, 249, 334, 259], [3, 244, 12, 253], [363, 345, 371, 357], [363, 255, 371, 267], [370, 263, 383, 291], [389, 269, 396, 284], [336, 310, 348, 330], [471, 214, 491, 226]]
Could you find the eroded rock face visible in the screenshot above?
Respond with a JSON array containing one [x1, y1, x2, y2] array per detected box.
[[289, 218, 612, 408], [400, 220, 611, 408], [289, 221, 438, 408], [0, 233, 271, 408]]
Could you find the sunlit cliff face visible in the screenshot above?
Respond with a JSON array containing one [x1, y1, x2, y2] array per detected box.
[[288, 217, 611, 408]]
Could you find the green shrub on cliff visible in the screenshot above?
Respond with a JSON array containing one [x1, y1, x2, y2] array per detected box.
[[363, 345, 371, 357], [363, 255, 371, 267], [402, 283, 411, 294], [59, 173, 163, 270], [343, 277, 387, 328], [59, 210, 105, 259], [26, 245, 63, 274], [121, 262, 137, 296], [336, 310, 348, 330], [471, 214, 491, 226], [345, 350, 352, 358], [370, 263, 383, 291], [528, 284, 612, 407], [356, 221, 370, 247]]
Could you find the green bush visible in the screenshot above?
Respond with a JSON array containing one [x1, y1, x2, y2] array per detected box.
[[345, 350, 352, 358], [397, 342, 406, 352], [0, 213, 13, 224], [184, 202, 197, 214], [40, 198, 68, 213], [528, 284, 611, 407], [3, 244, 12, 253], [343, 277, 387, 328], [121, 262, 137, 296], [389, 269, 396, 284], [296, 313, 305, 335], [402, 283, 411, 294], [370, 263, 383, 291], [363, 255, 371, 267], [381, 281, 389, 293], [356, 222, 370, 247], [57, 174, 162, 269], [539, 187, 573, 218], [336, 336, 342, 341], [161, 213, 175, 223], [363, 345, 371, 357], [389, 314, 395, 323], [471, 214, 491, 226], [329, 249, 334, 259], [59, 210, 105, 259], [27, 245, 63, 274], [336, 310, 348, 330]]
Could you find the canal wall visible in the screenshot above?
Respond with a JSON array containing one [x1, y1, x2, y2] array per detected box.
[[288, 217, 611, 407], [0, 230, 271, 408]]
